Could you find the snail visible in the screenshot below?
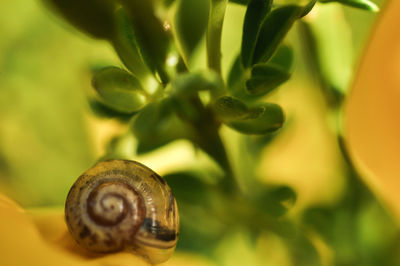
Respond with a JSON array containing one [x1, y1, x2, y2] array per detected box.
[[65, 160, 179, 264]]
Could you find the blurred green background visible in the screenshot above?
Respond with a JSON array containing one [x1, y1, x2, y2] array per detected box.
[[0, 0, 383, 206], [0, 0, 121, 206], [1, 0, 400, 265]]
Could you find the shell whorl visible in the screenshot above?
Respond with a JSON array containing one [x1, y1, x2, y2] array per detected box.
[[65, 177, 146, 253], [65, 160, 179, 264], [87, 181, 143, 227]]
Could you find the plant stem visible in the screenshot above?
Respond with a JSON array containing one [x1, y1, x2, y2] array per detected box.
[[207, 0, 228, 74], [198, 126, 239, 195], [184, 97, 240, 195], [157, 66, 170, 86]]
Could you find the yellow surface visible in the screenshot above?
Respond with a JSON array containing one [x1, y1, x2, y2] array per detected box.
[[345, 0, 400, 222], [0, 194, 214, 266]]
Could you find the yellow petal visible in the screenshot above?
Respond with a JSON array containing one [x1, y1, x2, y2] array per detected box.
[[345, 0, 400, 222], [0, 194, 214, 265], [0, 194, 148, 265]]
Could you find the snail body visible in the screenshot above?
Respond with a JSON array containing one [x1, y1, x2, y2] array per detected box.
[[65, 160, 179, 264]]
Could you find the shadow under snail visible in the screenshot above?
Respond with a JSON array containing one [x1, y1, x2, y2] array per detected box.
[[65, 160, 179, 264]]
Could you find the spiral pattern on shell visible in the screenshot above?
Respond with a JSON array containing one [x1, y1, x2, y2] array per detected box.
[[65, 160, 179, 264]]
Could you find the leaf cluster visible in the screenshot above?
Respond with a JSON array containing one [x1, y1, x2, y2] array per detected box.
[[43, 0, 377, 152], [42, 0, 381, 262]]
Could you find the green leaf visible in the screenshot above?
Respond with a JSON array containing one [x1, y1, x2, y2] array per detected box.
[[241, 0, 273, 68], [228, 56, 244, 88], [175, 0, 210, 59], [252, 185, 297, 217], [227, 103, 285, 134], [213, 96, 249, 121], [111, 8, 151, 80], [285, 233, 322, 266], [164, 171, 214, 206], [252, 5, 302, 65], [170, 97, 203, 124], [164, 171, 227, 256], [170, 71, 224, 98], [168, 71, 224, 123], [319, 0, 379, 12], [131, 101, 192, 154], [43, 0, 116, 39], [227, 55, 247, 96], [99, 134, 134, 161], [87, 98, 135, 122], [269, 44, 294, 71], [119, 0, 171, 84], [246, 64, 290, 95], [207, 0, 228, 73], [244, 130, 280, 155], [162, 0, 176, 7], [302, 0, 317, 17], [303, 207, 335, 241], [229, 0, 249, 5], [92, 67, 148, 113], [228, 45, 293, 98]]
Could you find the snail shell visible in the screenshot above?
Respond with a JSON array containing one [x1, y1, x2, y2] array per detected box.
[[65, 160, 179, 264]]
